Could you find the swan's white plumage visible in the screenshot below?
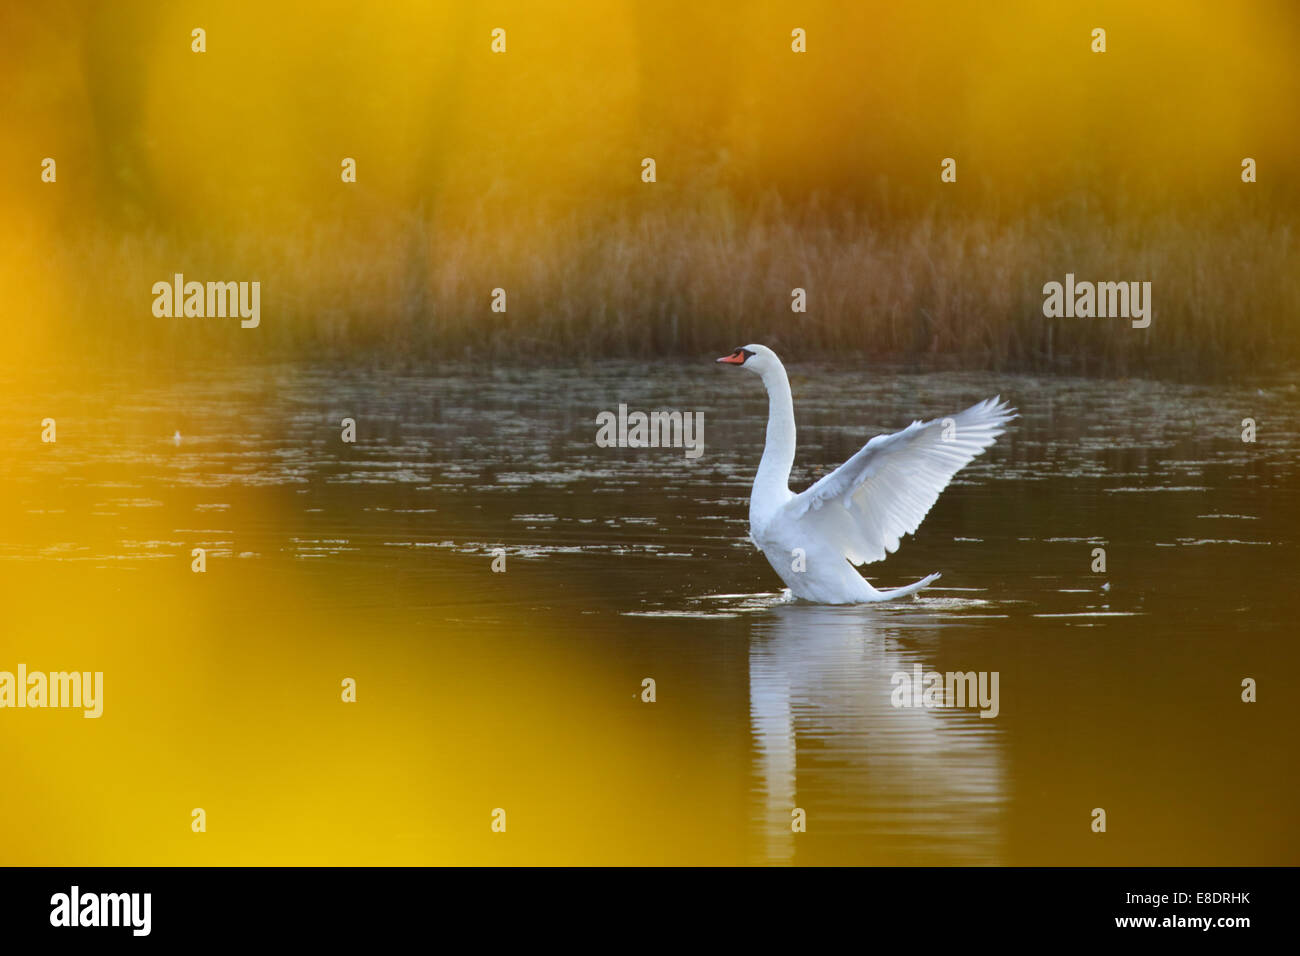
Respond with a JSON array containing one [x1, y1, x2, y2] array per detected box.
[[718, 344, 1015, 604], [785, 396, 1015, 567]]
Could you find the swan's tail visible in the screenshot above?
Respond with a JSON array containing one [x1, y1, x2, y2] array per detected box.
[[874, 571, 941, 601]]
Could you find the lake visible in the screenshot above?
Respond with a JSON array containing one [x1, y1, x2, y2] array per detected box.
[[1, 360, 1296, 865]]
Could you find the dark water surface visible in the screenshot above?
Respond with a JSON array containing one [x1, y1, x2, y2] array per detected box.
[[2, 361, 1297, 865]]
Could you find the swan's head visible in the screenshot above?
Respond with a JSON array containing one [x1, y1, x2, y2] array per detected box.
[[716, 343, 779, 375]]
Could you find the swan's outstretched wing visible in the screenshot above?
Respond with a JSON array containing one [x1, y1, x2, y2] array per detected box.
[[780, 397, 1016, 566]]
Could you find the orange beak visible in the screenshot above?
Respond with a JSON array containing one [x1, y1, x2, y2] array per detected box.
[[716, 351, 746, 365]]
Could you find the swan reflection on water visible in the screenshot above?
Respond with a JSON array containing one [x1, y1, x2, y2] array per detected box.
[[748, 602, 1007, 865]]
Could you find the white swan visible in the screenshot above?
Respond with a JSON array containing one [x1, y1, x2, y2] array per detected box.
[[717, 344, 1016, 604]]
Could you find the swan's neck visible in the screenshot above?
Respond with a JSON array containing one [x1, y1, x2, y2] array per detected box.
[[753, 363, 796, 507]]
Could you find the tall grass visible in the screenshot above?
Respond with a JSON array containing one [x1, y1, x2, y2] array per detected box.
[[43, 190, 1300, 379]]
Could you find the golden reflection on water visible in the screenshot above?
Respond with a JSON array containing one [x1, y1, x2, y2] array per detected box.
[[750, 606, 1005, 865], [1, 364, 1297, 864]]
